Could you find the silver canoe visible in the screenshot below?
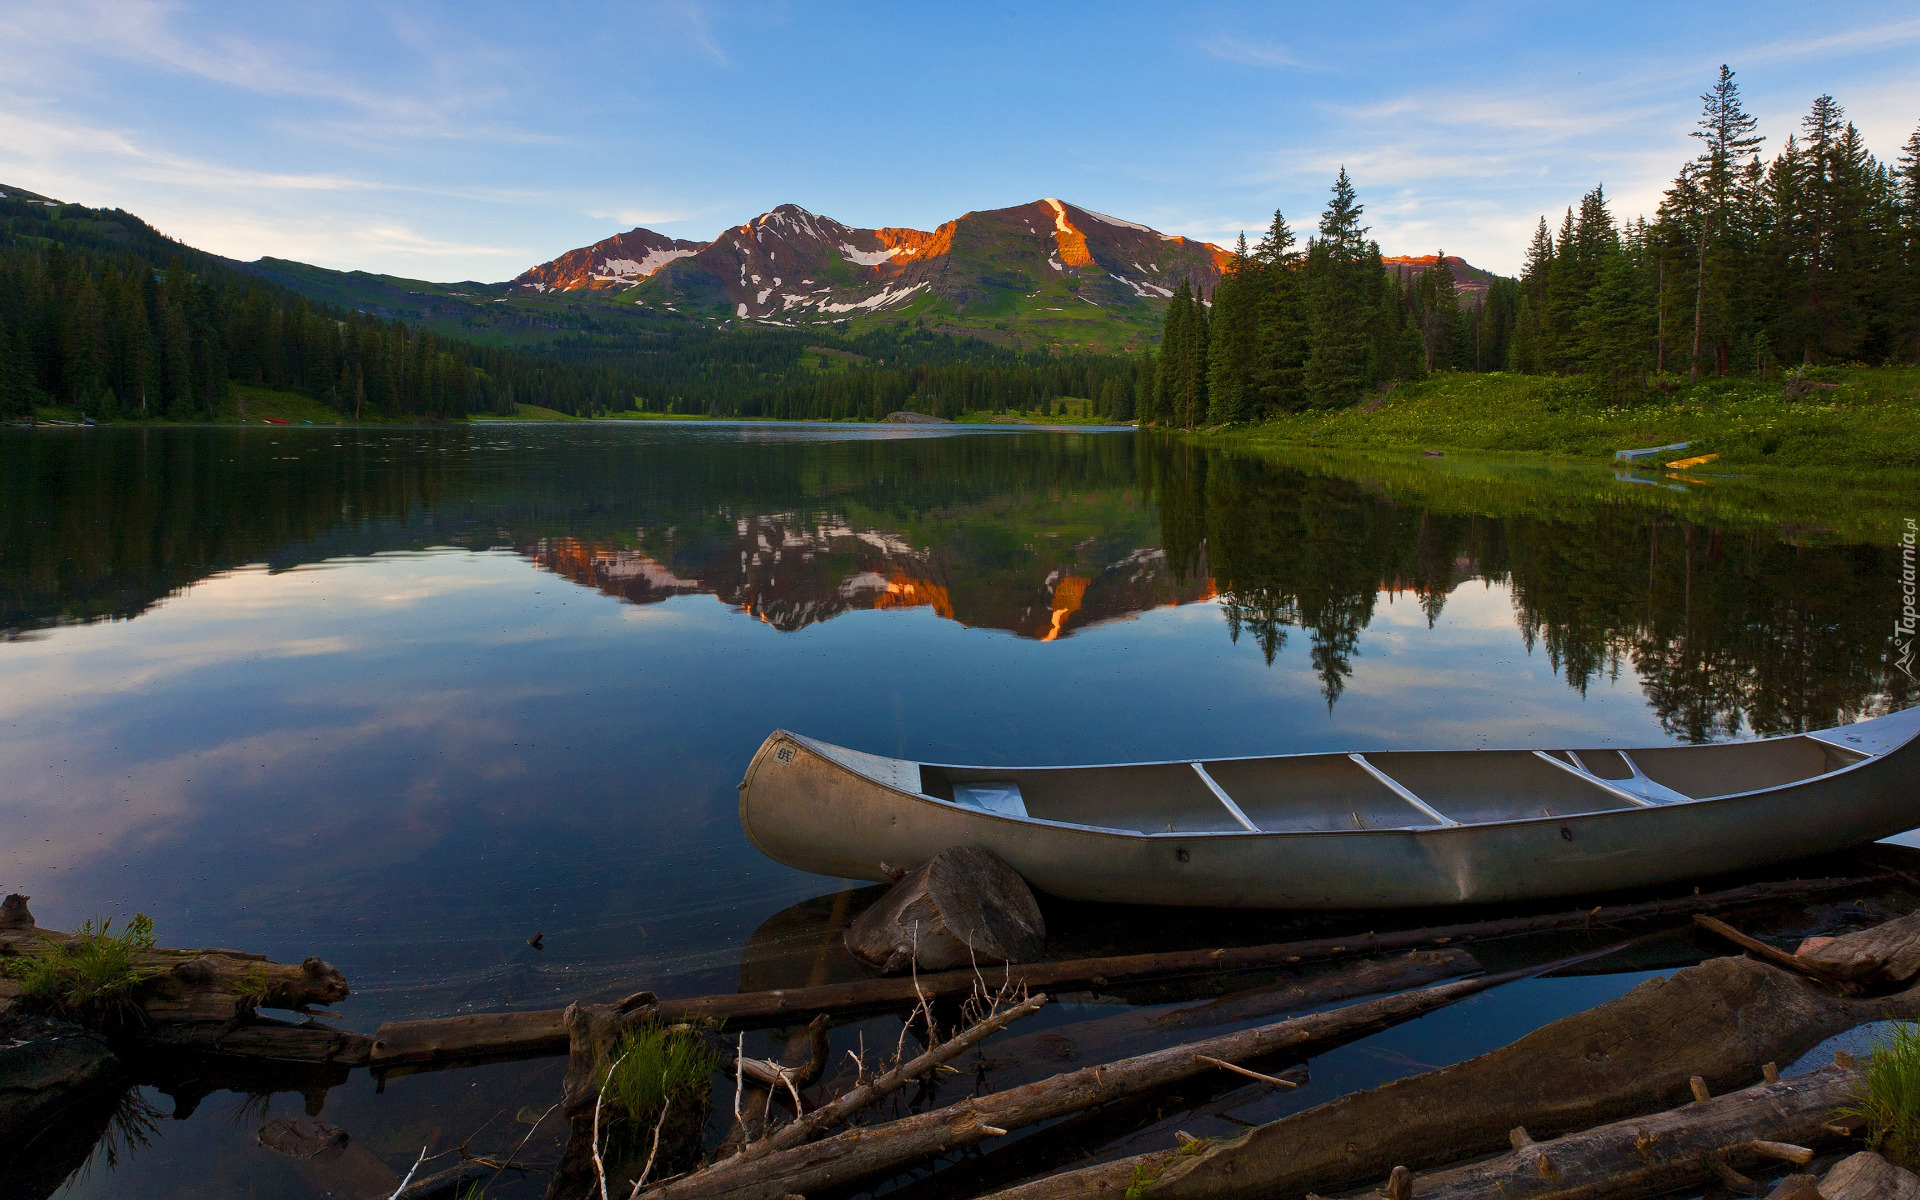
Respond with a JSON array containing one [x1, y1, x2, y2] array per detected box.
[[738, 706, 1920, 909]]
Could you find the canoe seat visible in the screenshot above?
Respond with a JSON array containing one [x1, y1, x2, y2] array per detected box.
[[950, 782, 1028, 819]]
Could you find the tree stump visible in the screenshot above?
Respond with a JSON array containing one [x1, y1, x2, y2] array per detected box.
[[844, 847, 1044, 973]]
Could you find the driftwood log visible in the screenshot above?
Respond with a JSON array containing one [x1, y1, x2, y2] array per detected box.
[[845, 847, 1046, 972], [989, 916, 1920, 1200], [639, 951, 1617, 1200], [1816, 1151, 1920, 1199], [367, 873, 1880, 1070], [1797, 910, 1920, 984], [975, 950, 1478, 1085], [0, 895, 350, 1025], [0, 895, 362, 1067], [1383, 1062, 1857, 1199]]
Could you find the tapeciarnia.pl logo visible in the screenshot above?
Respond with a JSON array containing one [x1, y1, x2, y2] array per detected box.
[[1900, 517, 1917, 683]]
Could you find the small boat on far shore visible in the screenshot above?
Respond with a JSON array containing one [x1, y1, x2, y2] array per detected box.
[[738, 706, 1920, 910]]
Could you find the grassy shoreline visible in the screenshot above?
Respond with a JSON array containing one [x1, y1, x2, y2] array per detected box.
[[1188, 366, 1920, 477]]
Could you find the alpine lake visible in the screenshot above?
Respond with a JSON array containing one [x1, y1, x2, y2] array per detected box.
[[4, 421, 1918, 1200]]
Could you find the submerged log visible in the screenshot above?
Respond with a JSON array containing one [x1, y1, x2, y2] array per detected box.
[[844, 847, 1046, 973], [369, 873, 1881, 1070], [1394, 1062, 1856, 1199], [975, 951, 1479, 1085], [140, 1016, 373, 1067], [990, 917, 1920, 1200], [640, 951, 1616, 1200]]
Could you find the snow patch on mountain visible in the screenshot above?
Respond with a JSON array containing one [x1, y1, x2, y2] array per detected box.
[[840, 243, 904, 266], [591, 247, 697, 280], [1080, 207, 1151, 233]]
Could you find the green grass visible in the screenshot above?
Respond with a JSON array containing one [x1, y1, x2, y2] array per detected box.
[[598, 1019, 721, 1129], [1839, 1022, 1920, 1168], [1201, 366, 1920, 475], [2, 914, 159, 1030], [467, 402, 587, 422]]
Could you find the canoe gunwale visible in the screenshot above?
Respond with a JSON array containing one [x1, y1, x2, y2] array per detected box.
[[775, 718, 1911, 843]]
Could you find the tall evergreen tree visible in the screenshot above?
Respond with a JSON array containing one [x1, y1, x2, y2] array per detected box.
[[1686, 65, 1764, 381], [1251, 208, 1310, 413], [1414, 252, 1460, 372], [1206, 233, 1257, 424], [1303, 168, 1376, 407]]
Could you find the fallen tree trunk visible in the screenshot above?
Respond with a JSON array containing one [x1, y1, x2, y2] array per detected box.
[[0, 895, 350, 1024], [974, 951, 1478, 1085], [986, 919, 1920, 1200], [368, 873, 1876, 1070], [139, 1016, 373, 1066], [640, 950, 1618, 1200], [1395, 1062, 1857, 1200]]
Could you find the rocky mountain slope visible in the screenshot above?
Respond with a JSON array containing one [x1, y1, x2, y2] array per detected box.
[[510, 199, 1234, 344], [1381, 254, 1500, 306]]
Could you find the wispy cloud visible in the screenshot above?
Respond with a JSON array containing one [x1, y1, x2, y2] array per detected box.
[[1196, 35, 1316, 70], [1737, 16, 1920, 68]]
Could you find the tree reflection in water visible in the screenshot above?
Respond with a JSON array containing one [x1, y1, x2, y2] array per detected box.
[[3, 425, 1911, 740]]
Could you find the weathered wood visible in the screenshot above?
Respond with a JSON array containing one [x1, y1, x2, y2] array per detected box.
[[731, 992, 1050, 1168], [1798, 911, 1920, 984], [139, 1018, 373, 1066], [724, 1013, 833, 1099], [1692, 915, 1850, 984], [990, 917, 1920, 1200], [844, 847, 1045, 972], [549, 1001, 632, 1200], [369, 874, 1879, 1070], [640, 951, 1613, 1200], [371, 1010, 571, 1069], [974, 951, 1478, 1087], [1384, 1063, 1858, 1199], [0, 896, 350, 1025], [1818, 1151, 1920, 1199]]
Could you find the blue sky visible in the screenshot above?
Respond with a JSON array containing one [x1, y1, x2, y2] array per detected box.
[[2, 1, 1917, 281]]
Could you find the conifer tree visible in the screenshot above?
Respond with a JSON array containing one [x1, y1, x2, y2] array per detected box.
[[1415, 252, 1459, 371], [1156, 283, 1190, 425], [1686, 65, 1764, 381], [1184, 290, 1210, 427], [1251, 208, 1309, 413], [1303, 168, 1375, 407], [1897, 123, 1920, 358], [1206, 234, 1257, 423]]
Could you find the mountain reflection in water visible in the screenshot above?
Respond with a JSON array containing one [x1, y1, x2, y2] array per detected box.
[[3, 424, 1907, 740], [5, 422, 1920, 1200]]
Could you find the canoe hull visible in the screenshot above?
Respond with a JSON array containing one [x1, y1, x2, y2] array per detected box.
[[739, 718, 1920, 909]]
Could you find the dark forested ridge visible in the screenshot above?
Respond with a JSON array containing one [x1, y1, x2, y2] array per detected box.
[[1159, 71, 1920, 428], [0, 190, 647, 421], [0, 187, 1152, 423]]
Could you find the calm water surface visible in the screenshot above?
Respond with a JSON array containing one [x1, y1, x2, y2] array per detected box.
[[3, 423, 1913, 1198]]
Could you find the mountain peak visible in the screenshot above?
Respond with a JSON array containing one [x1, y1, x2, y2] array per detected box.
[[508, 198, 1241, 341], [511, 226, 704, 294]]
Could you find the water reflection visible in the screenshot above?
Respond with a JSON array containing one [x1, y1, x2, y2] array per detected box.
[[5, 425, 1908, 738], [4, 423, 1918, 1200]]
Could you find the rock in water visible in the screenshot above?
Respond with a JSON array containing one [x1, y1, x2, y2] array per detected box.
[[844, 847, 1044, 973]]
